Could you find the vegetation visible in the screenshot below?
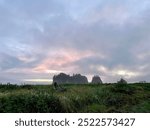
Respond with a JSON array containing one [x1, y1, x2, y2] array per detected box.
[[0, 83, 149, 113]]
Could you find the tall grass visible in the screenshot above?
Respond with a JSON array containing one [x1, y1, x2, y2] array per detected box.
[[0, 90, 64, 113], [0, 83, 149, 113]]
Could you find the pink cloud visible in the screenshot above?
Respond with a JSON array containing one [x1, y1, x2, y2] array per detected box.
[[33, 48, 95, 74]]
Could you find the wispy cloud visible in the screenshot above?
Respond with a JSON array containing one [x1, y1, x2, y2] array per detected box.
[[0, 0, 150, 83]]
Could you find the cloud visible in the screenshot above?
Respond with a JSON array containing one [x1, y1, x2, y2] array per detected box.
[[32, 48, 95, 74], [0, 0, 150, 83], [74, 0, 150, 26]]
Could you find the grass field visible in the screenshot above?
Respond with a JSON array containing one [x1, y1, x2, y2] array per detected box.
[[0, 83, 150, 113]]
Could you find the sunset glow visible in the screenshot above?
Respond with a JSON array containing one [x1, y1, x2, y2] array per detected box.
[[24, 79, 52, 83]]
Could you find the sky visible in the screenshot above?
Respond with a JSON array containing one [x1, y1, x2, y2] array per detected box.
[[0, 0, 150, 84]]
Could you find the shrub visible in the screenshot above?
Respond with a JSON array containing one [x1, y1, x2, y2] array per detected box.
[[0, 92, 64, 113], [112, 79, 135, 95], [113, 84, 135, 95]]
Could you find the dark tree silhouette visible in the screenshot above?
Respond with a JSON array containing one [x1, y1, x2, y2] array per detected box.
[[117, 78, 127, 84]]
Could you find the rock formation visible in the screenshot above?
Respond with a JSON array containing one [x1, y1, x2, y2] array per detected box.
[[91, 75, 103, 84], [53, 73, 88, 84], [53, 73, 70, 84]]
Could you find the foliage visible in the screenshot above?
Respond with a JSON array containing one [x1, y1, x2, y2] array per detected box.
[[0, 83, 149, 113], [0, 90, 64, 113]]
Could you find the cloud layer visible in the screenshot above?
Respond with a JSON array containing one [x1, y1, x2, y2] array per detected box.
[[0, 0, 150, 83]]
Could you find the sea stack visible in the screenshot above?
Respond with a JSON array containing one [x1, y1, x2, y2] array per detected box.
[[53, 73, 88, 84], [91, 75, 103, 84]]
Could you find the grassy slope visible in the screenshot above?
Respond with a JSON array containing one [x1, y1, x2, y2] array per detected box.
[[0, 83, 149, 113]]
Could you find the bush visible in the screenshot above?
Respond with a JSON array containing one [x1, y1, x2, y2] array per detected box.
[[20, 84, 32, 89], [0, 92, 64, 113], [112, 79, 135, 95], [114, 84, 135, 95]]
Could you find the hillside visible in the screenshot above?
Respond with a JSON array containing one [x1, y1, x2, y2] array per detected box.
[[0, 83, 149, 113]]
